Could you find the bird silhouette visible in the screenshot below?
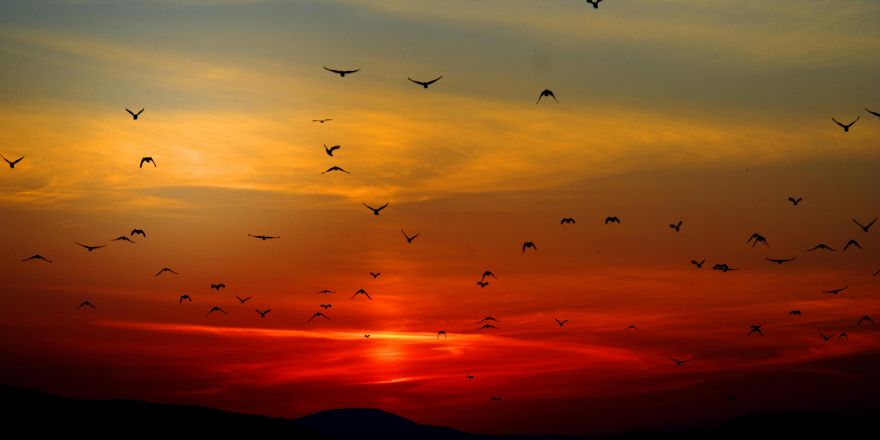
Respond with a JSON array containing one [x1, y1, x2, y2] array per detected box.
[[319, 304, 332, 309], [536, 89, 558, 104], [323, 144, 341, 156], [852, 217, 877, 232], [256, 309, 271, 318], [669, 220, 683, 232], [437, 330, 447, 339], [477, 324, 498, 330], [369, 272, 381, 278], [843, 239, 862, 251], [131, 229, 146, 237], [857, 315, 874, 326], [823, 286, 848, 295], [408, 76, 442, 89], [865, 108, 880, 118], [712, 263, 739, 272], [668, 356, 692, 366], [22, 254, 52, 263], [401, 229, 420, 243], [112, 236, 135, 243], [604, 216, 621, 224], [317, 289, 335, 294], [747, 233, 769, 247], [560, 217, 576, 225], [555, 318, 569, 327], [364, 334, 370, 338], [126, 108, 144, 120], [481, 271, 497, 281], [522, 241, 537, 253], [788, 197, 802, 206], [363, 203, 389, 215], [235, 295, 251, 304], [625, 324, 640, 331], [766, 257, 795, 264], [838, 332, 849, 342], [489, 396, 502, 403], [832, 116, 859, 132], [818, 331, 834, 342], [155, 267, 178, 276], [324, 66, 359, 77], [75, 242, 105, 252], [308, 312, 330, 321], [586, 0, 603, 8], [466, 375, 475, 380], [807, 243, 836, 252], [476, 281, 489, 288], [1, 154, 24, 169], [210, 283, 226, 291], [788, 310, 801, 316], [248, 234, 279, 240], [322, 166, 350, 174], [76, 301, 96, 310], [747, 324, 763, 336], [691, 259, 705, 269], [352, 289, 372, 300], [139, 157, 156, 168], [179, 295, 192, 303], [313, 119, 332, 123], [206, 306, 228, 317], [477, 317, 501, 323]]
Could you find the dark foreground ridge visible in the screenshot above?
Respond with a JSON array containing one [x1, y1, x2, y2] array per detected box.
[[2, 385, 877, 439]]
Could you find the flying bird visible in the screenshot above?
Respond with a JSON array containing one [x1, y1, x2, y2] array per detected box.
[[481, 271, 497, 281], [536, 89, 558, 104], [323, 66, 359, 77], [818, 331, 834, 342], [832, 116, 859, 132], [364, 334, 370, 338], [319, 304, 332, 309], [852, 217, 877, 232], [625, 324, 640, 331], [747, 324, 763, 336], [788, 197, 802, 206], [317, 289, 335, 294], [76, 301, 96, 310], [179, 295, 192, 303], [466, 375, 475, 380], [22, 254, 52, 263], [766, 257, 795, 264], [313, 119, 332, 123], [838, 332, 849, 342], [843, 239, 862, 251], [489, 396, 502, 403], [408, 76, 442, 89], [1, 154, 24, 169], [476, 281, 489, 288], [323, 144, 341, 156], [248, 234, 280, 240], [669, 221, 683, 232], [555, 318, 569, 327], [131, 229, 146, 237], [478, 317, 500, 323], [210, 283, 226, 291], [206, 306, 228, 317], [139, 157, 157, 168], [126, 108, 144, 120], [691, 259, 705, 269], [857, 315, 875, 326], [369, 272, 381, 278], [807, 243, 836, 252], [522, 241, 537, 252], [712, 263, 739, 272], [308, 312, 330, 321], [437, 330, 447, 339], [352, 289, 372, 300], [865, 108, 880, 118], [747, 233, 769, 247], [586, 0, 603, 8], [155, 267, 178, 276], [322, 166, 350, 174], [561, 217, 576, 225], [668, 356, 692, 366], [788, 310, 801, 316], [256, 309, 271, 318], [112, 236, 135, 243], [604, 216, 621, 224], [823, 286, 848, 295], [363, 202, 389, 215], [235, 295, 251, 304], [75, 242, 105, 252], [477, 324, 498, 330], [401, 229, 420, 243]]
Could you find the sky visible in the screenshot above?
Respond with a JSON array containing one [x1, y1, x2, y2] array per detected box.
[[1, 0, 880, 436]]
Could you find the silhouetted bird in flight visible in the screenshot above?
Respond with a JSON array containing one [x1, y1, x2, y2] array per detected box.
[[832, 116, 859, 132], [561, 217, 576, 225], [478, 324, 498, 330], [478, 317, 500, 323], [22, 254, 52, 263], [818, 331, 834, 342], [788, 197, 802, 206], [73, 301, 95, 310], [823, 286, 847, 295], [364, 334, 370, 338], [309, 312, 330, 321], [235, 295, 251, 304], [352, 289, 372, 300], [75, 242, 105, 252], [466, 375, 475, 380], [691, 259, 705, 269], [490, 396, 502, 403], [788, 310, 801, 316], [155, 267, 178, 276], [522, 241, 537, 252], [112, 236, 135, 243], [131, 229, 146, 237], [766, 257, 795, 264], [857, 315, 874, 326], [206, 306, 228, 317], [248, 234, 280, 240], [604, 216, 621, 224], [324, 144, 341, 156], [852, 217, 877, 232], [586, 0, 603, 8], [408, 76, 442, 89], [317, 289, 335, 294], [437, 330, 447, 339], [536, 89, 558, 104], [313, 119, 332, 123], [843, 239, 861, 251], [401, 229, 420, 244], [476, 281, 489, 288], [625, 324, 640, 331], [747, 233, 768, 247], [322, 166, 350, 174], [139, 157, 156, 168], [865, 108, 880, 118], [555, 318, 569, 327], [319, 304, 332, 309], [807, 243, 836, 252], [126, 108, 144, 120], [838, 332, 849, 342], [481, 271, 497, 281], [1, 154, 24, 169], [669, 220, 682, 232], [363, 202, 389, 215], [370, 272, 381, 278], [210, 283, 226, 291], [668, 356, 692, 366], [747, 324, 763, 336], [256, 309, 271, 318], [179, 295, 192, 303], [712, 263, 739, 272], [324, 66, 359, 77]]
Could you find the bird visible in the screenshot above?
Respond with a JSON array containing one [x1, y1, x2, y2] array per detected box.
[[155, 267, 178, 276], [323, 66, 359, 77], [112, 236, 135, 243], [323, 144, 341, 156], [747, 233, 769, 247], [466, 375, 475, 380], [874, 269, 880, 276], [22, 254, 52, 263], [536, 89, 558, 104], [522, 241, 537, 253], [818, 331, 834, 342], [788, 197, 802, 206], [363, 334, 370, 338], [313, 119, 332, 123], [1, 154, 24, 169], [408, 76, 442, 89], [560, 217, 576, 225], [807, 243, 836, 252], [206, 306, 228, 317], [75, 242, 105, 252], [669, 221, 683, 232], [865, 108, 880, 118], [747, 324, 763, 336], [843, 239, 862, 251], [604, 216, 621, 224], [139, 157, 156, 168], [126, 108, 144, 120], [235, 295, 251, 304], [308, 312, 330, 321], [489, 396, 502, 403], [179, 295, 192, 303], [832, 116, 859, 132], [857, 315, 874, 326], [437, 330, 447, 339], [319, 304, 332, 309], [255, 309, 271, 318], [712, 263, 739, 272], [76, 301, 96, 310], [363, 203, 389, 215], [691, 259, 705, 269], [766, 257, 795, 264], [401, 229, 420, 243], [352, 289, 372, 300], [131, 229, 146, 237], [477, 317, 501, 323], [477, 324, 498, 330], [838, 332, 849, 342], [625, 324, 640, 331], [317, 289, 335, 294], [322, 166, 350, 174], [210, 283, 226, 291], [248, 234, 280, 240], [853, 217, 877, 232], [668, 356, 692, 366], [369, 272, 381, 278], [823, 286, 848, 295], [586, 0, 603, 8], [788, 310, 801, 316], [476, 281, 489, 288], [481, 271, 497, 281], [555, 318, 569, 327]]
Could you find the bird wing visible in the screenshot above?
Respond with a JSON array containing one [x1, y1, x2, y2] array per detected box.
[[377, 202, 389, 210], [407, 77, 423, 85], [135, 108, 144, 116], [126, 108, 135, 116], [323, 66, 339, 73], [832, 117, 845, 127], [853, 218, 866, 229], [427, 76, 442, 84]]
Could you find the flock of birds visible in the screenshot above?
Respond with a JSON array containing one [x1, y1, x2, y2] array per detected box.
[[5, 1, 880, 407]]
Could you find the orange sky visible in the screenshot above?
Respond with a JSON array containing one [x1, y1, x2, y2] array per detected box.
[[1, 0, 880, 436]]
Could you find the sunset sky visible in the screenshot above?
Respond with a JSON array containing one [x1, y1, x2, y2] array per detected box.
[[1, 0, 879, 436]]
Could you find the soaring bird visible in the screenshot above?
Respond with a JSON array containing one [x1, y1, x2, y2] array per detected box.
[[560, 217, 576, 225], [235, 295, 251, 304], [604, 216, 621, 224], [22, 254, 52, 263], [788, 310, 801, 316], [317, 289, 335, 294], [668, 356, 692, 366], [312, 119, 332, 123], [555, 318, 569, 327], [669, 220, 683, 232], [625, 324, 640, 331], [586, 0, 603, 8], [838, 332, 849, 342], [1, 154, 24, 169], [248, 234, 280, 240], [747, 324, 763, 336], [210, 283, 226, 291], [256, 309, 271, 318], [843, 239, 862, 251], [364, 334, 370, 338], [324, 144, 341, 156], [712, 263, 739, 272], [823, 286, 848, 295], [408, 76, 442, 89], [481, 271, 497, 281], [76, 301, 96, 310], [155, 267, 178, 276], [401, 229, 420, 243], [206, 306, 228, 317], [75, 242, 105, 252], [807, 243, 836, 252], [477, 324, 498, 330], [437, 330, 447, 339], [139, 157, 157, 168], [788, 197, 802, 206], [478, 317, 501, 323], [323, 66, 359, 77], [476, 281, 489, 288], [832, 116, 859, 132], [322, 166, 350, 174], [363, 202, 389, 215], [489, 396, 502, 403], [319, 304, 332, 309], [766, 257, 795, 264], [865, 108, 880, 118], [308, 312, 330, 321], [691, 259, 705, 269], [466, 375, 475, 380], [522, 241, 537, 253], [179, 295, 192, 303], [126, 108, 144, 120], [369, 272, 381, 278], [131, 229, 146, 237], [747, 233, 769, 247], [352, 289, 372, 300], [112, 236, 135, 243], [536, 89, 558, 104], [818, 331, 834, 342], [852, 217, 877, 232], [857, 315, 875, 326]]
